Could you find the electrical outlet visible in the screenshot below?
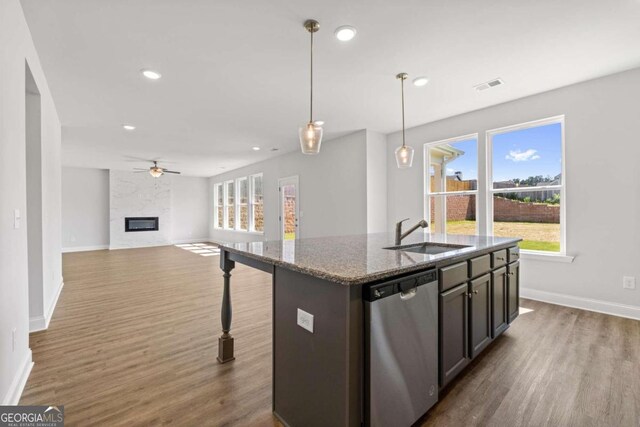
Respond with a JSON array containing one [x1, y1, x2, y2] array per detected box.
[[297, 308, 314, 333], [12, 328, 16, 352], [623, 276, 636, 290]]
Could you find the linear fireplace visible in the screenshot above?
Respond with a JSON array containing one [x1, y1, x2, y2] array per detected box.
[[125, 217, 159, 232]]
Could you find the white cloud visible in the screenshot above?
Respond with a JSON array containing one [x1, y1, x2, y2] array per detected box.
[[446, 168, 455, 174], [505, 149, 540, 162]]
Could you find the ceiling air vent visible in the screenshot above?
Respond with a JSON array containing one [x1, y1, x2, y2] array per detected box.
[[474, 78, 504, 91]]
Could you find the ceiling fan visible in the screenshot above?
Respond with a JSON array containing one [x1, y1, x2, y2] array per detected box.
[[133, 161, 181, 178]]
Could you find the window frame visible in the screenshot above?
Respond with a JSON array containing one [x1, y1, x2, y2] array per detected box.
[[486, 115, 566, 255], [423, 133, 480, 235], [213, 173, 265, 234], [236, 177, 248, 231], [213, 182, 224, 229], [249, 173, 264, 233], [223, 180, 235, 230]]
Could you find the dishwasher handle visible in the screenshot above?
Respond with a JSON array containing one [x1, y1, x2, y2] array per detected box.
[[400, 287, 417, 300], [399, 280, 418, 300]]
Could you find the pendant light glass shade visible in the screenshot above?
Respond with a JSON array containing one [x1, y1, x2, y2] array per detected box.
[[394, 72, 414, 168], [300, 20, 323, 154], [299, 122, 323, 154], [395, 144, 414, 168]]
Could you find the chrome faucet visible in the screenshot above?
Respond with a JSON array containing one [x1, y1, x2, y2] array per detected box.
[[395, 218, 429, 245]]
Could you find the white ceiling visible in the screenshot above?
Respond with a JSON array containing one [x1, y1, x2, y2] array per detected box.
[[21, 0, 640, 177]]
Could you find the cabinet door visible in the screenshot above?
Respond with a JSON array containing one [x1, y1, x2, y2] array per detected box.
[[439, 283, 470, 387], [469, 274, 492, 358], [491, 267, 509, 338], [507, 261, 520, 323]]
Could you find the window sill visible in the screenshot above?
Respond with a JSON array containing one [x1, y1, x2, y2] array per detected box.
[[215, 227, 264, 235], [520, 251, 574, 263]]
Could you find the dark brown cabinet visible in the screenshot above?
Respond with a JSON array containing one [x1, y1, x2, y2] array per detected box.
[[469, 274, 492, 358], [439, 282, 469, 387], [438, 246, 520, 389], [507, 261, 520, 323], [491, 266, 509, 338]]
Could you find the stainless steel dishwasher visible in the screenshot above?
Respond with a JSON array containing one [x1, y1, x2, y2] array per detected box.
[[364, 269, 438, 427]]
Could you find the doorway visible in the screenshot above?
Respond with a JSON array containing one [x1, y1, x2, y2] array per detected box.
[[278, 176, 299, 240], [26, 62, 44, 327]]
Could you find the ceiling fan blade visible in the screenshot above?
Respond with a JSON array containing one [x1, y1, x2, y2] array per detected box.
[[163, 170, 181, 174]]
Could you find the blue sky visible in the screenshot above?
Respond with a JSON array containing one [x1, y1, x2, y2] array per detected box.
[[433, 123, 562, 183]]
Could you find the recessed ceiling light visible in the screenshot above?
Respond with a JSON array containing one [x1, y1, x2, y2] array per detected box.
[[122, 124, 136, 130], [252, 146, 261, 151], [141, 69, 162, 80], [413, 77, 429, 87], [334, 26, 357, 42]]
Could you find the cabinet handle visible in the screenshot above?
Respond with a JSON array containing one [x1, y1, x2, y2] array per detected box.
[[473, 290, 479, 294], [496, 256, 505, 261], [508, 272, 515, 276]]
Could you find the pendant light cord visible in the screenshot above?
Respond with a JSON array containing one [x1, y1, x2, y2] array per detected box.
[[310, 29, 314, 123], [401, 76, 406, 148]]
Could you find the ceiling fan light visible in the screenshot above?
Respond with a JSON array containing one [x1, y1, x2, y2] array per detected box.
[[395, 145, 414, 168], [299, 122, 323, 154], [149, 168, 163, 178]]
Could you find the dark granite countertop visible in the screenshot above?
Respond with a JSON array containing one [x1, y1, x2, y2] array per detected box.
[[217, 233, 521, 285]]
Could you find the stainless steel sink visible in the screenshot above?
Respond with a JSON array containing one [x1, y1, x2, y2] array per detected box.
[[384, 242, 471, 255]]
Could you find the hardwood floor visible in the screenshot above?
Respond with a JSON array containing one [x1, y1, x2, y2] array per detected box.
[[21, 245, 640, 426]]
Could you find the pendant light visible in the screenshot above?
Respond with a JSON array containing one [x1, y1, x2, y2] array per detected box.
[[395, 72, 414, 168], [299, 19, 323, 155]]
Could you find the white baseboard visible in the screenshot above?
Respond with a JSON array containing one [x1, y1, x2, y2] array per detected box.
[[2, 349, 33, 405], [30, 278, 64, 333], [521, 287, 640, 321], [62, 245, 109, 253], [171, 238, 211, 244]]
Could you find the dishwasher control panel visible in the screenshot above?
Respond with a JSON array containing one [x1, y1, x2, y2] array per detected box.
[[364, 269, 437, 302]]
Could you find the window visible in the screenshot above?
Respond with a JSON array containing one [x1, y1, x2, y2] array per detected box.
[[250, 174, 264, 232], [488, 117, 564, 253], [224, 180, 235, 229], [425, 135, 478, 235], [237, 178, 248, 231], [214, 183, 223, 229], [213, 173, 264, 233], [423, 116, 566, 255]]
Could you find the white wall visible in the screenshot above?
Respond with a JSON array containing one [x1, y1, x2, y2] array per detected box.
[[62, 168, 209, 250], [61, 167, 109, 251], [210, 130, 369, 243], [387, 68, 640, 317], [171, 175, 210, 242], [365, 130, 388, 233], [0, 0, 62, 404]]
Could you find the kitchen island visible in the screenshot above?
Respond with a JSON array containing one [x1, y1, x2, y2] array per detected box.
[[216, 232, 521, 427]]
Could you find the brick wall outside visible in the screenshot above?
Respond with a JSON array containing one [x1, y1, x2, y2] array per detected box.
[[430, 195, 559, 223], [494, 197, 559, 223]]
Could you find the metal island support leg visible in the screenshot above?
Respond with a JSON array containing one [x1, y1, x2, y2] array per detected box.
[[217, 250, 236, 363]]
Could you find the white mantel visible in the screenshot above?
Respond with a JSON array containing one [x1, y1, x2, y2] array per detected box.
[[109, 170, 172, 249]]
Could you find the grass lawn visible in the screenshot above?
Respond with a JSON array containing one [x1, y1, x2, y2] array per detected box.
[[446, 220, 560, 252]]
